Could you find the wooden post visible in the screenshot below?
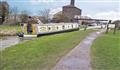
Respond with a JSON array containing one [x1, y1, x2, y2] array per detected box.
[[113, 23, 117, 34], [84, 23, 87, 31], [100, 23, 103, 29], [106, 20, 111, 34]]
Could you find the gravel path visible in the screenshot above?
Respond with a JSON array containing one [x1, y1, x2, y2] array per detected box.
[[51, 29, 105, 70]]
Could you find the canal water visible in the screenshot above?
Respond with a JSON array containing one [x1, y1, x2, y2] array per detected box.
[[0, 36, 35, 50]]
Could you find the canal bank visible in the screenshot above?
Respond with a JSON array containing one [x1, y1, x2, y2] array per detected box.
[[0, 36, 21, 50], [0, 30, 95, 70], [0, 25, 21, 36], [0, 25, 22, 50], [0, 36, 37, 50]]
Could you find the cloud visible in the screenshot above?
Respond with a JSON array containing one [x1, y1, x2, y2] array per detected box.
[[29, 0, 119, 5], [86, 11, 120, 20], [77, 0, 119, 2], [53, 0, 119, 3], [30, 0, 55, 5]]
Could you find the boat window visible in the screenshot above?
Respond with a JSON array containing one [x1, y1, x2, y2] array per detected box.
[[48, 27, 51, 30], [71, 25, 73, 28], [62, 25, 65, 29], [76, 25, 78, 27], [57, 26, 59, 30]]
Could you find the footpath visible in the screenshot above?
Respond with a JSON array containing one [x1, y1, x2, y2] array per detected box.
[[52, 29, 105, 70]]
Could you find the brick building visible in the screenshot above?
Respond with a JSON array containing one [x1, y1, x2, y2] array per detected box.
[[62, 0, 82, 22]]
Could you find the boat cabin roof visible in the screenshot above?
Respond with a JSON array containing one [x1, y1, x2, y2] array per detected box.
[[37, 23, 78, 26]]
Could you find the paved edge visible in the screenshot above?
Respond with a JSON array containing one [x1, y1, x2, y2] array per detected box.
[[51, 29, 105, 70]]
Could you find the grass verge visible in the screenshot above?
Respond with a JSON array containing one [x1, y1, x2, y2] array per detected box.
[[91, 30, 120, 70], [1, 29, 95, 70], [0, 25, 21, 36]]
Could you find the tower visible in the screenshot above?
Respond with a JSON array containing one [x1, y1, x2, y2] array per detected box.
[[62, 0, 82, 22], [70, 0, 75, 6]]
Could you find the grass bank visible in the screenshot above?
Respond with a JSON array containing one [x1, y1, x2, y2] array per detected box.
[[1, 30, 95, 70], [0, 25, 21, 36], [91, 31, 120, 70]]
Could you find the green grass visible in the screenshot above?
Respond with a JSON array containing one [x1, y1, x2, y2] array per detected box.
[[0, 30, 95, 70], [91, 30, 120, 70], [0, 25, 19, 30], [0, 37, 3, 39], [0, 25, 21, 36]]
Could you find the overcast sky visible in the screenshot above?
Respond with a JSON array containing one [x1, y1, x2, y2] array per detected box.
[[3, 0, 120, 20]]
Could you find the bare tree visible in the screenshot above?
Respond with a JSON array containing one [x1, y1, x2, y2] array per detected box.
[[20, 10, 29, 23], [38, 9, 50, 23], [8, 6, 19, 24], [53, 12, 70, 23], [12, 7, 18, 23]]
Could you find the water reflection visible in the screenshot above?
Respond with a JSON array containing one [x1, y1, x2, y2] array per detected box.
[[0, 36, 35, 50]]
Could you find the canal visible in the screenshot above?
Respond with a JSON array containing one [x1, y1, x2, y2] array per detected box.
[[0, 36, 35, 50], [0, 36, 21, 50]]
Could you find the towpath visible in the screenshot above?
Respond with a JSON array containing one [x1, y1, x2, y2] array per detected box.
[[52, 29, 105, 70]]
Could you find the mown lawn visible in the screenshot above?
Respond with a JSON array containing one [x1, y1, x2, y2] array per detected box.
[[91, 30, 120, 70], [0, 30, 95, 70]]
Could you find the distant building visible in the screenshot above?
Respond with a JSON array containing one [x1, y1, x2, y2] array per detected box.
[[78, 16, 92, 24], [4, 14, 21, 25], [62, 0, 82, 22]]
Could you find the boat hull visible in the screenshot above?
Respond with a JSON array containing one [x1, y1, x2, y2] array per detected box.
[[18, 28, 79, 37]]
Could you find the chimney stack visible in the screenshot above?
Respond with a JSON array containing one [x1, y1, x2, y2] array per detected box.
[[70, 0, 75, 6]]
